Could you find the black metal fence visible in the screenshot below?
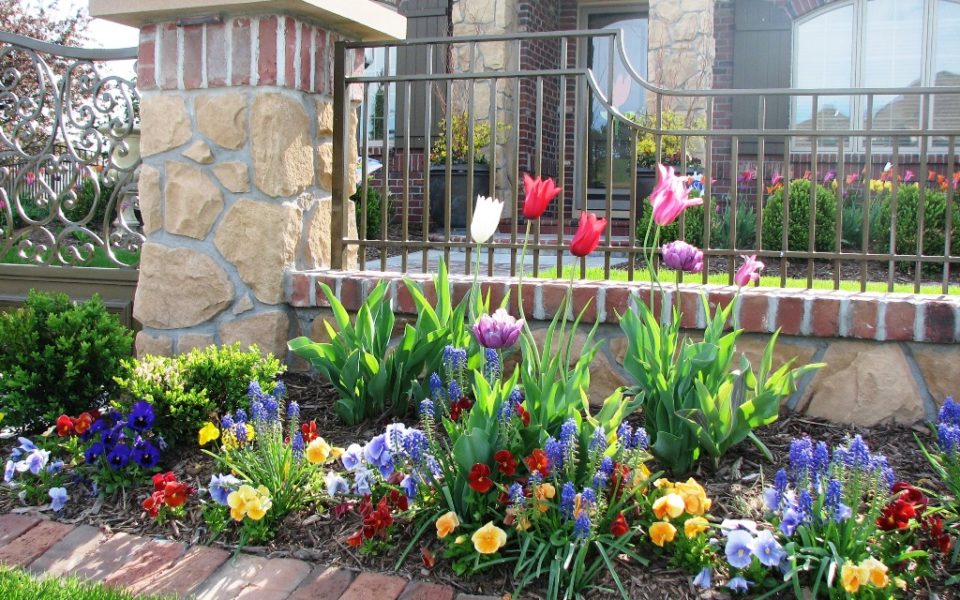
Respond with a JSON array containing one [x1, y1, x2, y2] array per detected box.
[[331, 29, 960, 294]]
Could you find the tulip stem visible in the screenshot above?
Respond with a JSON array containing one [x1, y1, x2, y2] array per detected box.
[[470, 243, 482, 322], [516, 220, 540, 372]]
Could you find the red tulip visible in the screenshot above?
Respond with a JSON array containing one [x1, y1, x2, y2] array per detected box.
[[569, 211, 607, 257], [610, 512, 630, 537], [522, 173, 561, 219]]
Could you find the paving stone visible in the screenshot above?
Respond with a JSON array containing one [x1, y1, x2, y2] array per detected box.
[[193, 553, 268, 600], [102, 539, 186, 590], [0, 519, 74, 568], [234, 557, 312, 600], [28, 524, 106, 577], [399, 581, 455, 600], [340, 572, 409, 600], [0, 514, 40, 546], [288, 566, 355, 600], [70, 532, 149, 582], [455, 595, 502, 600], [131, 545, 230, 598]]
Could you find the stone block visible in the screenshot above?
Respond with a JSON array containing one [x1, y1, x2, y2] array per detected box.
[[251, 93, 314, 197], [908, 343, 960, 406], [130, 545, 229, 598], [135, 331, 174, 357], [213, 162, 251, 193], [134, 243, 234, 329], [219, 311, 292, 359], [799, 341, 924, 425], [302, 195, 359, 270], [316, 141, 334, 190], [215, 198, 301, 304], [0, 514, 39, 547], [183, 140, 214, 164], [178, 333, 216, 354], [316, 98, 334, 135], [196, 92, 247, 150], [163, 160, 224, 240], [138, 164, 162, 235], [399, 581, 455, 600], [0, 519, 71, 567], [140, 96, 191, 156]]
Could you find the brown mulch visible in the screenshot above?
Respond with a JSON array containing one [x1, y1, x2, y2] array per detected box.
[[0, 372, 956, 599]]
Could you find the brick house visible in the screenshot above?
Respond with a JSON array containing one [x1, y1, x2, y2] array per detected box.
[[362, 0, 960, 232]]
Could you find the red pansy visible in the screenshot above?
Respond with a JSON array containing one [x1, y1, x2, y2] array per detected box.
[[467, 463, 493, 493], [524, 449, 550, 477], [300, 421, 319, 442], [610, 512, 630, 537], [877, 498, 917, 531], [516, 403, 530, 427], [74, 412, 94, 435], [56, 415, 75, 437], [494, 450, 517, 476]]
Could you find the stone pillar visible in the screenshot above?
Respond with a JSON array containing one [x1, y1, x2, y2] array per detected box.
[[89, 0, 405, 359]]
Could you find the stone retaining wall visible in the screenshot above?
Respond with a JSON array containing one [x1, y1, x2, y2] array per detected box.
[[286, 269, 960, 426]]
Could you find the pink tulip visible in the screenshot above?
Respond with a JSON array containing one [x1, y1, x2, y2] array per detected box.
[[649, 163, 702, 226], [735, 255, 765, 287]]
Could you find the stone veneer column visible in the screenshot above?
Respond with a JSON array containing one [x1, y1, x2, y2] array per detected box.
[[648, 0, 715, 120], [89, 0, 405, 359]]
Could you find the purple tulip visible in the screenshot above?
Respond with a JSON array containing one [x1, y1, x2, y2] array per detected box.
[[661, 240, 704, 273], [472, 308, 524, 349]]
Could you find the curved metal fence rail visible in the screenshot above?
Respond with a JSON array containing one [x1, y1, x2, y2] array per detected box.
[[0, 31, 142, 268], [332, 29, 960, 294]]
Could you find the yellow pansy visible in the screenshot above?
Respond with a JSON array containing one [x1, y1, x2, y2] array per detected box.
[[226, 484, 271, 521], [306, 437, 332, 464], [533, 483, 556, 513], [471, 522, 507, 554], [674, 478, 712, 516], [860, 557, 889, 588], [684, 516, 709, 538], [198, 422, 220, 446], [330, 446, 345, 460], [435, 511, 460, 538], [649, 521, 676, 547], [652, 493, 686, 520], [841, 562, 869, 594], [654, 478, 674, 491]]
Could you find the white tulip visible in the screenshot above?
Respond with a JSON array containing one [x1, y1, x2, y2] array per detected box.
[[470, 195, 504, 244]]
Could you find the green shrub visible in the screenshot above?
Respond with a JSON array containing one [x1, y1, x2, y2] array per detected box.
[[114, 343, 285, 446], [636, 203, 704, 248], [872, 185, 960, 272], [762, 179, 838, 252], [635, 201, 757, 250], [0, 290, 132, 430], [351, 182, 386, 240], [839, 197, 886, 248]]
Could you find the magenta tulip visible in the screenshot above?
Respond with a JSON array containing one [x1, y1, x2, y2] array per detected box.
[[472, 309, 524, 349], [649, 163, 702, 226], [735, 255, 765, 287], [661, 240, 703, 273]]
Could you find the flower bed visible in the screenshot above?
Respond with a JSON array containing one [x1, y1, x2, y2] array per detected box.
[[1, 168, 958, 599]]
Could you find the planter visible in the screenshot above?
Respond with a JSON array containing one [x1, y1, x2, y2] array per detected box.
[[429, 164, 490, 230]]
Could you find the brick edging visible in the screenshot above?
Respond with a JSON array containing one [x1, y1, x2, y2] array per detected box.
[[287, 270, 960, 344]]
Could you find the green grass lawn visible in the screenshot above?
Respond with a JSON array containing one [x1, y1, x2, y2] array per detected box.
[[2, 245, 139, 268], [534, 266, 960, 296], [0, 567, 174, 600]]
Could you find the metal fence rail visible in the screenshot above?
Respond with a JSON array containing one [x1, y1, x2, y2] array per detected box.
[[331, 29, 960, 294], [0, 31, 142, 268]]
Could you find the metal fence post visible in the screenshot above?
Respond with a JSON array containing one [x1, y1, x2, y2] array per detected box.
[[331, 41, 347, 270]]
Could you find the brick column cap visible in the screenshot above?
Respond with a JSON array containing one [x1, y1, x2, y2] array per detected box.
[[89, 0, 406, 41]]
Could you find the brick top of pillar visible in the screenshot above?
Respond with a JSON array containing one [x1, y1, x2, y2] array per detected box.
[[89, 0, 406, 41]]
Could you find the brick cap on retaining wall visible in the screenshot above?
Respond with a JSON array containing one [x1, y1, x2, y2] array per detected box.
[[287, 269, 960, 344]]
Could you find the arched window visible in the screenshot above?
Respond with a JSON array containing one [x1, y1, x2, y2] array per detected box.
[[792, 0, 960, 151]]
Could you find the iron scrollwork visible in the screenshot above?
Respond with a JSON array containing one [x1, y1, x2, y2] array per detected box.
[[0, 32, 142, 268]]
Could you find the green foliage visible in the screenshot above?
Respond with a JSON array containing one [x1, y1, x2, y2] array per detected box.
[[636, 201, 757, 251], [0, 290, 132, 429], [839, 199, 886, 248], [627, 111, 706, 168], [290, 262, 467, 425], [762, 179, 838, 252], [872, 185, 960, 273], [114, 343, 284, 446], [619, 294, 821, 474], [351, 181, 387, 240], [430, 115, 508, 165]]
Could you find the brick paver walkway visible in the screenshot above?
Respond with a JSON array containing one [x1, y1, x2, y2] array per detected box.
[[0, 514, 496, 600]]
